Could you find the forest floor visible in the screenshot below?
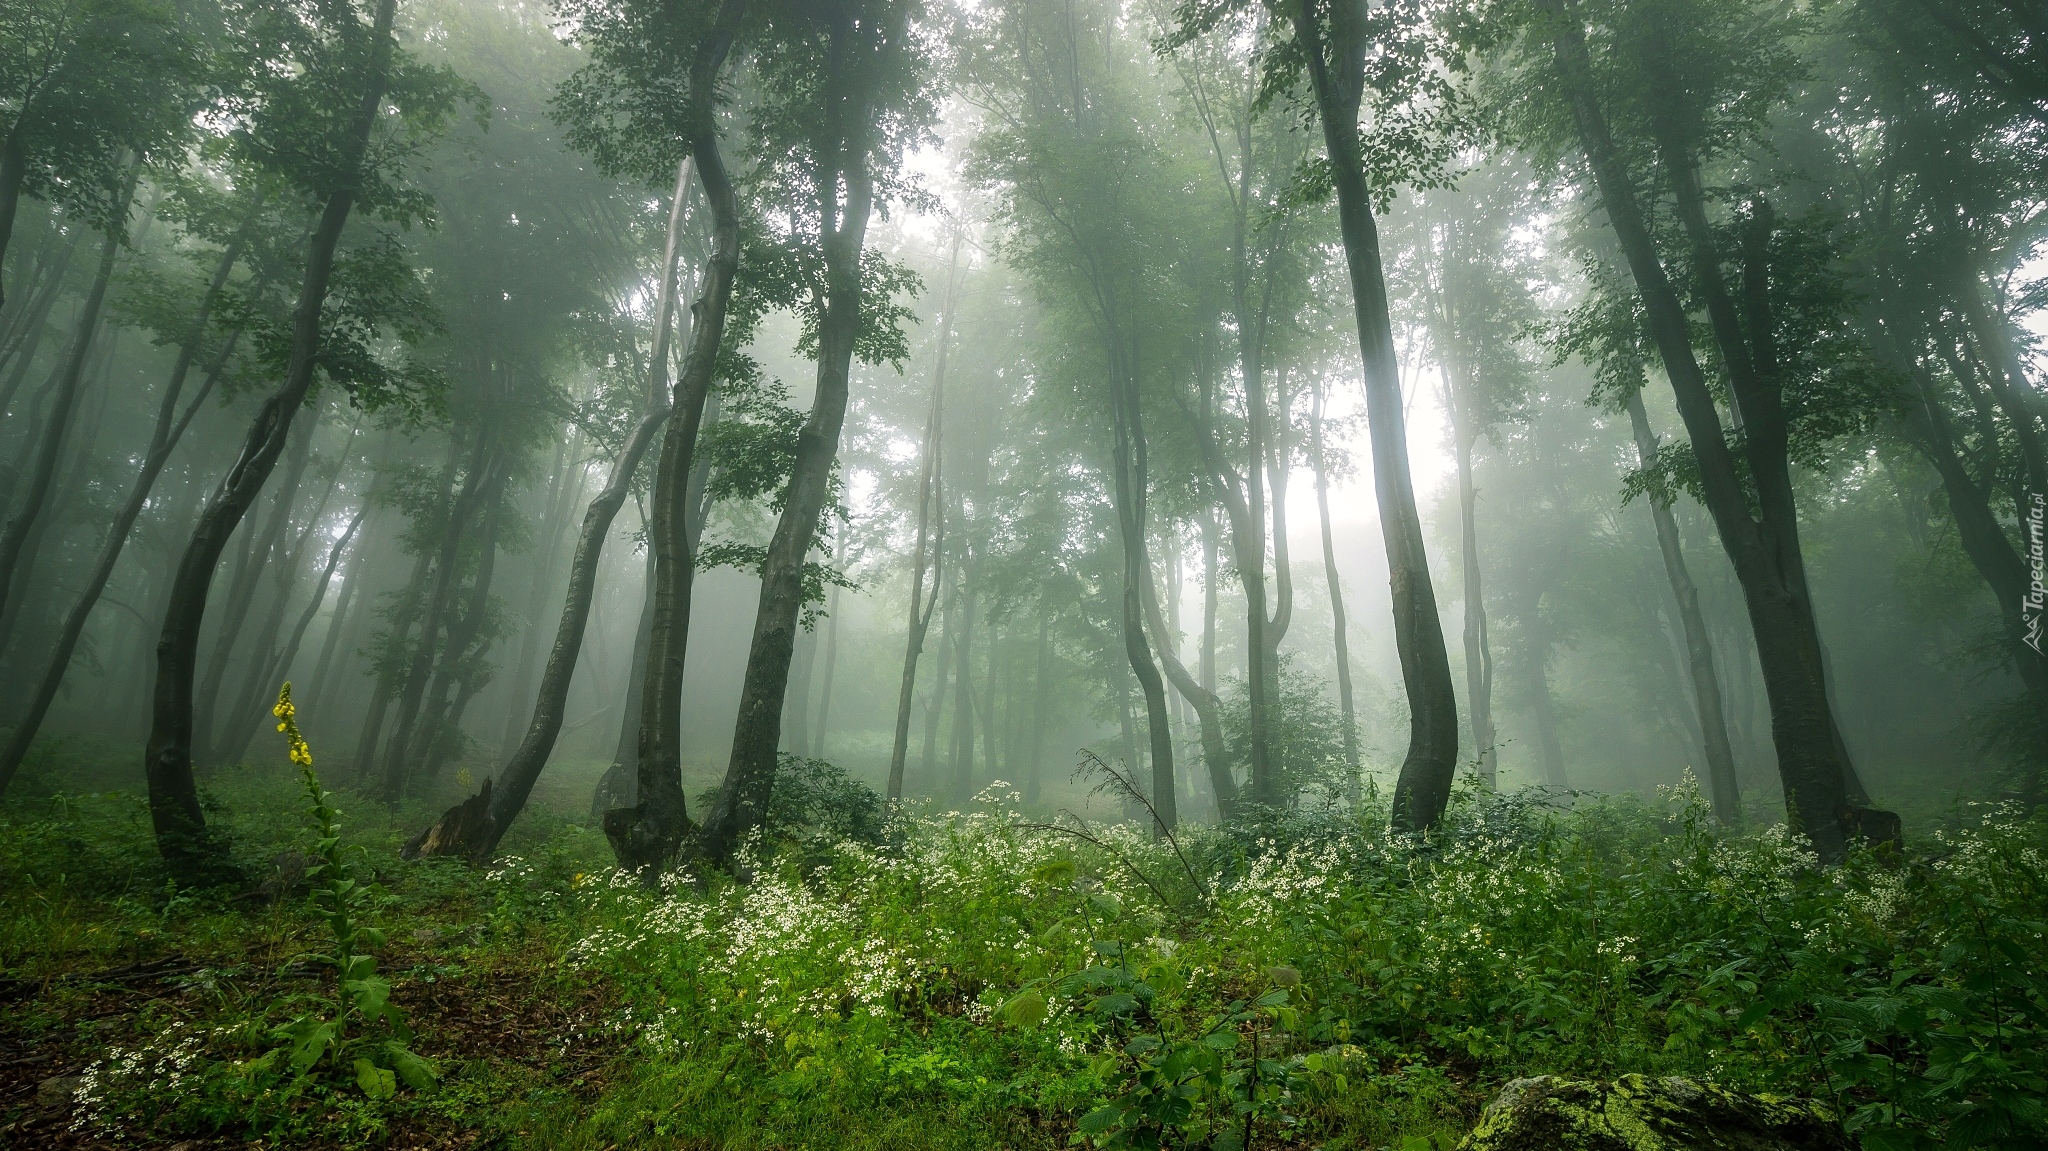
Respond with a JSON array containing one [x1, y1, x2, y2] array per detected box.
[[1, 739, 2044, 1151]]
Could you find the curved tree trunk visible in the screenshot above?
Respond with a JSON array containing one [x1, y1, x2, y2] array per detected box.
[[610, 1, 750, 874], [1291, 0, 1459, 832], [1309, 382, 1363, 799], [144, 0, 400, 876]]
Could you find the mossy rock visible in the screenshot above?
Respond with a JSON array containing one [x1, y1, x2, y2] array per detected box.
[[1457, 1074, 1851, 1151]]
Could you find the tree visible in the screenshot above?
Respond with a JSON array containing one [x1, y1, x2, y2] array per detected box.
[[694, 0, 937, 864], [142, 0, 467, 874], [1482, 0, 1897, 857]]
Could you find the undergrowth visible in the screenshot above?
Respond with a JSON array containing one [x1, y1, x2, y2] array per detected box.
[[2, 760, 2043, 1150]]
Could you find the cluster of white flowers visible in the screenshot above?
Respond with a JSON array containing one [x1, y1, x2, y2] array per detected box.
[[71, 1020, 212, 1135], [1220, 837, 1351, 928]]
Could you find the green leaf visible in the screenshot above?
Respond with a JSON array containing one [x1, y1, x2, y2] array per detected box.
[[354, 1057, 396, 1099], [1203, 1030, 1241, 1050], [1088, 893, 1122, 919], [274, 1016, 341, 1075], [1033, 859, 1077, 888], [385, 1041, 438, 1089], [1090, 991, 1138, 1016], [1253, 989, 1290, 1008], [1078, 1104, 1124, 1134], [999, 989, 1049, 1029]]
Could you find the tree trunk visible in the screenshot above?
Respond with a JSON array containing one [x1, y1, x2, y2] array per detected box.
[[218, 502, 369, 767], [0, 129, 27, 315], [0, 223, 83, 416], [144, 0, 400, 876], [922, 572, 958, 789], [888, 236, 959, 799], [498, 425, 578, 755], [1310, 382, 1363, 799], [1027, 606, 1051, 804], [613, 3, 749, 872], [1626, 389, 1741, 823], [949, 576, 978, 803], [1108, 344, 1177, 832], [694, 27, 887, 861], [812, 578, 842, 759], [1140, 531, 1236, 815], [1541, 0, 1860, 858], [379, 428, 494, 801], [1291, 0, 1459, 832], [0, 163, 138, 647]]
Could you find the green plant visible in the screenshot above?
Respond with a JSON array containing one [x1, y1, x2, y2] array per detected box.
[[253, 683, 435, 1099]]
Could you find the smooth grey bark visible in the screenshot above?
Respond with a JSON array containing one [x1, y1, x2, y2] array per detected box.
[[1291, 0, 1459, 831], [1626, 389, 1741, 824], [144, 0, 399, 875]]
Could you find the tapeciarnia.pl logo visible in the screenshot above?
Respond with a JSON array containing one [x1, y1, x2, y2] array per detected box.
[[2027, 493, 2046, 655]]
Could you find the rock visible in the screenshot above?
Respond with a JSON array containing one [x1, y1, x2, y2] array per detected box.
[[36, 1074, 79, 1110], [1458, 1074, 1850, 1151]]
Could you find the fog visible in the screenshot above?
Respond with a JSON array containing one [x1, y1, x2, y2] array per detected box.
[[2, 0, 2041, 870]]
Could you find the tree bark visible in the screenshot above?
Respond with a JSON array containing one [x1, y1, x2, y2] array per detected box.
[[1139, 525, 1236, 814], [1291, 0, 1460, 832], [694, 7, 893, 862], [1625, 389, 1741, 823], [144, 0, 400, 876]]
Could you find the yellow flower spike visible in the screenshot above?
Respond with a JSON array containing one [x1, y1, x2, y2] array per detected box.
[[273, 683, 314, 771]]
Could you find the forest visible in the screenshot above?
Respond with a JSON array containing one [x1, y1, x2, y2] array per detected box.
[[0, 0, 2043, 1146]]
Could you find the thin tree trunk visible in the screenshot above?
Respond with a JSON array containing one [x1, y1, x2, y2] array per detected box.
[[0, 223, 83, 416], [1310, 382, 1363, 798], [1626, 389, 1740, 823], [0, 163, 138, 646], [196, 413, 319, 760], [1027, 605, 1050, 804], [1291, 0, 1459, 832], [220, 503, 369, 767], [144, 0, 399, 876], [812, 579, 842, 760], [498, 427, 577, 754], [950, 578, 977, 803], [0, 129, 27, 314], [1139, 534, 1236, 815], [379, 428, 493, 801], [887, 234, 959, 800], [921, 572, 959, 789]]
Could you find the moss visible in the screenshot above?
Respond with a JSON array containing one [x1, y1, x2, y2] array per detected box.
[[1457, 1074, 1850, 1151]]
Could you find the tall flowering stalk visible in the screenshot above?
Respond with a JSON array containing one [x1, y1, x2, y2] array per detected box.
[[268, 683, 435, 1097]]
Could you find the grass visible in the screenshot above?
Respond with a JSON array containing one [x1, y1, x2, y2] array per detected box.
[[1, 750, 2044, 1151]]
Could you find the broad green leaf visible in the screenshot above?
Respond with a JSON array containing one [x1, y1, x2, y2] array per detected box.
[[999, 989, 1048, 1029], [385, 1041, 438, 1089], [355, 1057, 396, 1099]]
